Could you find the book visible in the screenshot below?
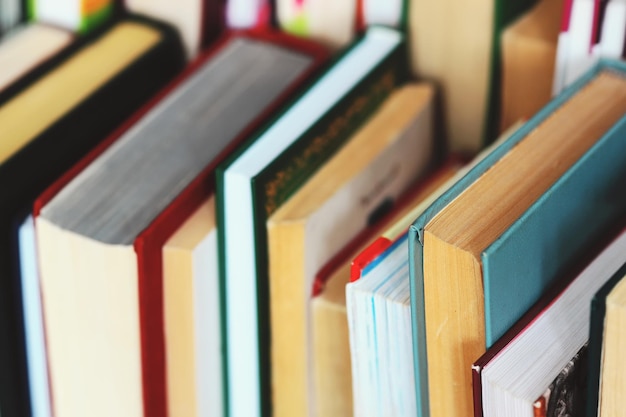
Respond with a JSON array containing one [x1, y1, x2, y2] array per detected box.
[[408, 0, 537, 152], [0, 16, 185, 417], [312, 162, 459, 417], [499, 0, 562, 132], [345, 122, 520, 417], [29, 0, 113, 33], [124, 0, 224, 57], [408, 60, 626, 417], [532, 345, 588, 417], [586, 258, 626, 417], [0, 23, 73, 94], [350, 120, 523, 281], [276, 0, 357, 48], [267, 83, 436, 417], [476, 226, 626, 417], [347, 234, 418, 417], [34, 30, 326, 417], [217, 26, 405, 417]]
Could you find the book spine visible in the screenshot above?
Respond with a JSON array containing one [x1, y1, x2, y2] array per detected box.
[[257, 50, 405, 216], [244, 42, 404, 417]]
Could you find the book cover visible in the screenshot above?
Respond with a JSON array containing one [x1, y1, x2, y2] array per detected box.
[[409, 60, 626, 417], [476, 223, 626, 417], [217, 27, 405, 417], [471, 220, 625, 417], [267, 83, 436, 417], [34, 30, 327, 417], [0, 16, 185, 417]]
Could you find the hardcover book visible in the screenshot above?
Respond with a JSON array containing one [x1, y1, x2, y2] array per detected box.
[[267, 83, 436, 417], [217, 26, 405, 417], [34, 30, 326, 417], [0, 16, 185, 417], [345, 122, 519, 417], [409, 60, 626, 417], [473, 224, 626, 417]]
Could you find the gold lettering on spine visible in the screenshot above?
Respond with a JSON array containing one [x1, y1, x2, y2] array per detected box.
[[264, 69, 396, 215]]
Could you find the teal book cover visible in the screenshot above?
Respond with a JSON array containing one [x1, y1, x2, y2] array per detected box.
[[408, 59, 626, 417], [216, 27, 406, 417]]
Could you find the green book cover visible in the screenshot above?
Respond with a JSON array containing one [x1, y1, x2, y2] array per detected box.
[[216, 27, 406, 417]]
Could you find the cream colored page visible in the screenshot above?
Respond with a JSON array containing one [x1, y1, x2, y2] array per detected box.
[[37, 219, 142, 417]]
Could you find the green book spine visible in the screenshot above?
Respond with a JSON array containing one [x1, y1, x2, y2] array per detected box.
[[252, 51, 403, 417], [216, 31, 406, 417]]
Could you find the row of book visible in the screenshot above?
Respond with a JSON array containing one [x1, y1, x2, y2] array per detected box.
[[345, 60, 626, 417], [0, 3, 624, 417]]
